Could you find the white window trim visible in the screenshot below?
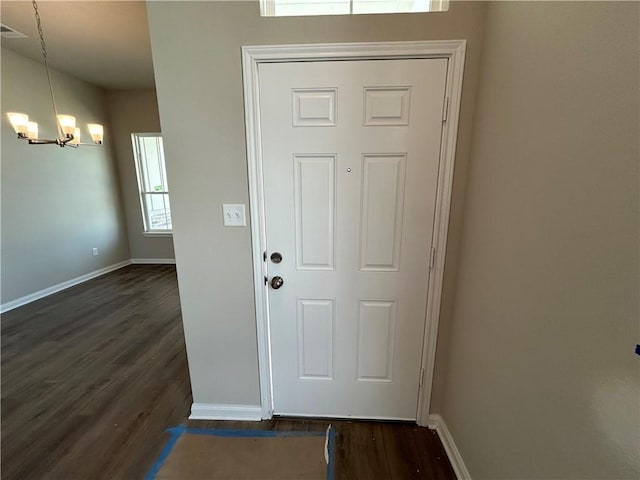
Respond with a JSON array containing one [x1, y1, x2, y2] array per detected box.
[[131, 132, 173, 235], [260, 0, 449, 17], [142, 232, 173, 238]]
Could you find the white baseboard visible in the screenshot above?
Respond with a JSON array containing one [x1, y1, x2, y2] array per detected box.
[[428, 414, 471, 480], [189, 403, 262, 421], [1, 260, 132, 314], [131, 258, 176, 264]]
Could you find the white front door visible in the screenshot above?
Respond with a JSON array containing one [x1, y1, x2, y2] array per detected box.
[[259, 58, 448, 420]]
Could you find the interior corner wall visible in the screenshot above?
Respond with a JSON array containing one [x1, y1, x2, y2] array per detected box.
[[440, 2, 639, 478], [105, 89, 175, 261], [1, 47, 130, 305], [146, 1, 486, 407]]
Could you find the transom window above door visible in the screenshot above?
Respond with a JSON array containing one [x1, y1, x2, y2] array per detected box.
[[260, 0, 449, 17]]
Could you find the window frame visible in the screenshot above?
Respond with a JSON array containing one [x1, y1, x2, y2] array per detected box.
[[131, 132, 172, 236], [259, 0, 449, 17]]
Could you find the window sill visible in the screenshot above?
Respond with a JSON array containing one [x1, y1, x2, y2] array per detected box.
[[143, 232, 173, 237]]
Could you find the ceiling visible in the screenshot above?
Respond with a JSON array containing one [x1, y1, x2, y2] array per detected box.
[[1, 1, 155, 90]]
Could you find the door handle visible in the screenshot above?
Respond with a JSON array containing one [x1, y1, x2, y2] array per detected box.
[[270, 276, 284, 289]]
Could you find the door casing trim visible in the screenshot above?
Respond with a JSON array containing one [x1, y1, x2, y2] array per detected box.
[[242, 40, 466, 426]]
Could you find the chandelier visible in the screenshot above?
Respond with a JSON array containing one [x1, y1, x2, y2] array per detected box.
[[7, 1, 104, 147]]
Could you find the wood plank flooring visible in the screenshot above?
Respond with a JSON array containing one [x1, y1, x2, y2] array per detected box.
[[1, 264, 455, 480]]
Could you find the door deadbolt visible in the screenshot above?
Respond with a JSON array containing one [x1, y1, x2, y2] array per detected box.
[[270, 252, 283, 264], [270, 276, 284, 289]]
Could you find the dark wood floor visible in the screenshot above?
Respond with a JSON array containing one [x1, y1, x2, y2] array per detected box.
[[1, 264, 455, 480]]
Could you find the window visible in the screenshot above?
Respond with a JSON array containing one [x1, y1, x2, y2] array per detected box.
[[260, 0, 449, 16], [132, 133, 172, 233]]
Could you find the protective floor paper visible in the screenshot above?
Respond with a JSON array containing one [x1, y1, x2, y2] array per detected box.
[[146, 426, 335, 480]]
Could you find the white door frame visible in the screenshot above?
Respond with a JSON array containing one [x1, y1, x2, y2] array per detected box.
[[242, 40, 466, 426]]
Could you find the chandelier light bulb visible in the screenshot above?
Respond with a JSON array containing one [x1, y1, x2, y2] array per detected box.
[[87, 124, 104, 144], [8, 112, 29, 136], [57, 114, 76, 137]]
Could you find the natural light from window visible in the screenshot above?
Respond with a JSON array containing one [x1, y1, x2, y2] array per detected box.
[[132, 133, 172, 233], [260, 0, 449, 16]]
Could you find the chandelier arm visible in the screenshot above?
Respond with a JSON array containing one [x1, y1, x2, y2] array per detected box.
[[58, 134, 74, 146], [26, 139, 59, 145], [26, 133, 74, 146], [32, 0, 63, 140]]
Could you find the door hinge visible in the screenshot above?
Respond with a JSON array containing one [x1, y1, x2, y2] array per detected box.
[[442, 96, 450, 123], [429, 247, 436, 270], [263, 251, 267, 262], [419, 367, 425, 388]]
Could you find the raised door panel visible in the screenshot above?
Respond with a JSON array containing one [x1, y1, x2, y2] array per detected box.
[[359, 154, 406, 271], [297, 299, 334, 379], [292, 88, 337, 127], [357, 300, 397, 382], [294, 155, 336, 270], [363, 87, 411, 126]]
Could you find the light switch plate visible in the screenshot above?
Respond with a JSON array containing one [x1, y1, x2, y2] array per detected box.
[[222, 204, 246, 227]]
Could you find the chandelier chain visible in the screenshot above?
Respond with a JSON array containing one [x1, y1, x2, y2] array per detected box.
[[33, 0, 47, 59], [32, 0, 63, 139]]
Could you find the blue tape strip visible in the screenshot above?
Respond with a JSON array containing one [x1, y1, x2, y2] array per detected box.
[[176, 426, 326, 438], [143, 425, 186, 480], [326, 425, 337, 480]]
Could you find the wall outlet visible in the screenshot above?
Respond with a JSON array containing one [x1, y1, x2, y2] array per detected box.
[[92, 248, 99, 256], [222, 204, 247, 227]]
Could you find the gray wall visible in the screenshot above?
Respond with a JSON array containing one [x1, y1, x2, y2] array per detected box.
[[1, 48, 130, 305], [106, 89, 175, 261], [147, 0, 486, 407], [440, 2, 639, 479]]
